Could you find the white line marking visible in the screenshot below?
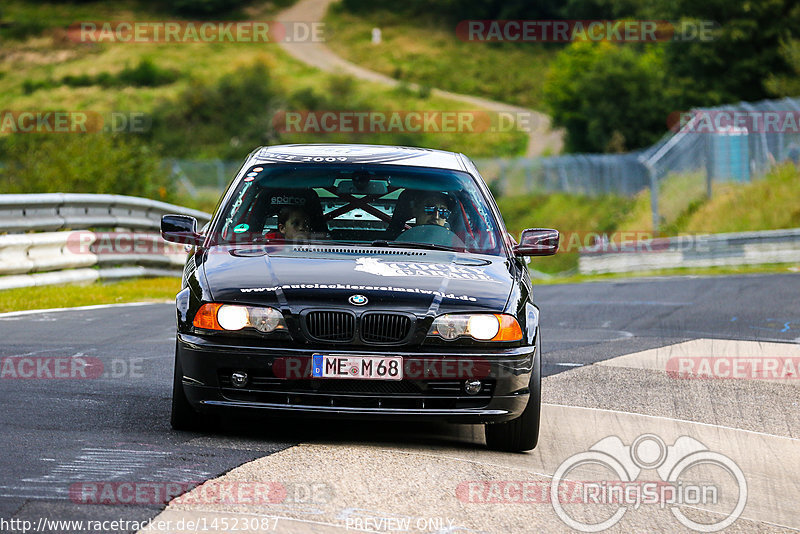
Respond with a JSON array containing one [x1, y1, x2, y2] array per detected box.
[[0, 301, 171, 319], [553, 362, 583, 367], [542, 402, 800, 442]]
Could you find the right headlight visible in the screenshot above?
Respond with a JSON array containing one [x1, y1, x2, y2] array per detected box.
[[428, 313, 522, 341], [193, 303, 287, 333]]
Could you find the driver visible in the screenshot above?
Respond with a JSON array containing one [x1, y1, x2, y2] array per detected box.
[[411, 192, 453, 228], [264, 206, 311, 241]]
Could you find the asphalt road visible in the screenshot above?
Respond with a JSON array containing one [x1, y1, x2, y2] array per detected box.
[[0, 273, 797, 533]]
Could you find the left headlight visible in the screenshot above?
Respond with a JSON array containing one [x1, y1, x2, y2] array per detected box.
[[428, 313, 522, 341], [193, 303, 287, 333]]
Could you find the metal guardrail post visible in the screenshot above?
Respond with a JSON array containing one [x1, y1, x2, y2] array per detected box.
[[705, 134, 714, 199]]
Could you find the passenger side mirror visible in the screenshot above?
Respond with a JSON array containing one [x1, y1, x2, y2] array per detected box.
[[161, 214, 203, 246], [513, 228, 559, 256]]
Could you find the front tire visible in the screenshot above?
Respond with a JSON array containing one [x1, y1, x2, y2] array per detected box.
[[485, 331, 541, 452], [170, 342, 204, 431]]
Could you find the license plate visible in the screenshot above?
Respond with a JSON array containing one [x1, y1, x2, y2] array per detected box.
[[312, 354, 403, 380]]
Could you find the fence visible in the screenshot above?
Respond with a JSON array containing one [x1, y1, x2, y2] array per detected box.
[[166, 97, 800, 207], [0, 193, 211, 290], [166, 158, 241, 197], [476, 96, 800, 233]]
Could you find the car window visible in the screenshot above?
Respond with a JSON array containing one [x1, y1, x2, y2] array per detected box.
[[214, 164, 505, 255]]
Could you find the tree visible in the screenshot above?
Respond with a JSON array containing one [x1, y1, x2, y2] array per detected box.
[[544, 41, 673, 152]]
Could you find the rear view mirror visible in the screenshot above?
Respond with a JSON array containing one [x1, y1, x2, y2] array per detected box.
[[513, 228, 559, 256], [161, 214, 203, 246], [336, 179, 388, 196]]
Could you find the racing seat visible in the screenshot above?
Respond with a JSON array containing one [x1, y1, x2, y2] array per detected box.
[[384, 189, 418, 240], [250, 188, 328, 236]]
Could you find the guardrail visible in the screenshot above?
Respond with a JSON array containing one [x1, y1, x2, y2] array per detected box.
[[0, 194, 211, 290], [579, 228, 800, 274]]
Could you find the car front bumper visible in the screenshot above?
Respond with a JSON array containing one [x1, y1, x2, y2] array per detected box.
[[176, 333, 536, 424]]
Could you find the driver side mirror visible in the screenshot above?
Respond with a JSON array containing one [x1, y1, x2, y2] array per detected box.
[[161, 214, 203, 246], [513, 228, 559, 256]]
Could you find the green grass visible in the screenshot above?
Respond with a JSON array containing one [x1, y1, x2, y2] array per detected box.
[[684, 163, 800, 233], [496, 162, 800, 274], [324, 9, 558, 110], [498, 192, 636, 273], [615, 162, 800, 235], [0, 277, 180, 313], [537, 263, 800, 285], [0, 1, 526, 159]]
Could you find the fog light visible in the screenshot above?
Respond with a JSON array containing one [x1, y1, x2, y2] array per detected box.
[[464, 379, 482, 395], [231, 371, 248, 388]]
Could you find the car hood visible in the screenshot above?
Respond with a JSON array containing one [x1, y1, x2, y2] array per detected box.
[[201, 245, 513, 315]]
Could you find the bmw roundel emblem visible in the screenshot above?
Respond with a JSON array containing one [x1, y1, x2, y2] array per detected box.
[[349, 294, 368, 306]]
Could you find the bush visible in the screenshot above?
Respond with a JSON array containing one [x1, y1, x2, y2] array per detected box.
[[0, 134, 174, 201], [147, 61, 281, 159], [543, 41, 673, 152], [116, 58, 179, 87], [168, 0, 252, 17]]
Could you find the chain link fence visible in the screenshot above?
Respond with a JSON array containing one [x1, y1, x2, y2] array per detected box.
[[475, 96, 800, 232], [164, 158, 242, 197]]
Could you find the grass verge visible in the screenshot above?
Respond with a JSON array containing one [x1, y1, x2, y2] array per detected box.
[[536, 263, 800, 285], [499, 162, 800, 274], [324, 8, 557, 110], [0, 277, 180, 313], [1, 1, 526, 159]]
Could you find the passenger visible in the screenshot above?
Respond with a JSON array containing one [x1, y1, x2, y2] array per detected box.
[[411, 192, 453, 228], [264, 207, 311, 241]]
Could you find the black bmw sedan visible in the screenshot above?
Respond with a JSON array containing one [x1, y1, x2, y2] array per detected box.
[[161, 144, 558, 451]]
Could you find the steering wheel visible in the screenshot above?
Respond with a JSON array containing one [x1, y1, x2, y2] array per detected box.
[[395, 224, 466, 249]]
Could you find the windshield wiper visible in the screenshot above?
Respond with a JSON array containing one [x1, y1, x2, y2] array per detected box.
[[370, 240, 463, 252]]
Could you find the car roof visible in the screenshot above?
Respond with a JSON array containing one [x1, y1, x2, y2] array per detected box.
[[250, 144, 468, 171]]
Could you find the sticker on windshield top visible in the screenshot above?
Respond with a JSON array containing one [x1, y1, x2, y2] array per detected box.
[[354, 257, 498, 282], [233, 224, 249, 233], [255, 145, 424, 164]]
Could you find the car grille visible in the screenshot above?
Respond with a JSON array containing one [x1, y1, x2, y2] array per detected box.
[[361, 313, 411, 343], [303, 311, 412, 344], [305, 311, 355, 342]]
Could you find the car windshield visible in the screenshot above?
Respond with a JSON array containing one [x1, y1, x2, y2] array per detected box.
[[212, 163, 506, 256]]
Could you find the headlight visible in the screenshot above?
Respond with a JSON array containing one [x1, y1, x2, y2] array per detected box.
[[193, 303, 287, 333], [428, 314, 522, 341], [217, 305, 249, 330]]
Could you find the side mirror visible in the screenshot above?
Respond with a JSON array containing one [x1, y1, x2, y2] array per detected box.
[[161, 214, 203, 246], [513, 228, 559, 256]]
